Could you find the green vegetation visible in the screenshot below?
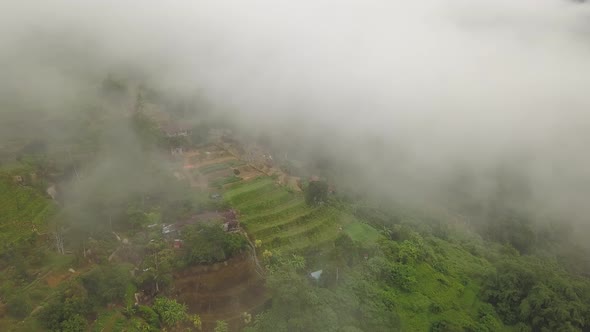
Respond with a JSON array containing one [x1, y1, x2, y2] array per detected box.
[[137, 240, 175, 294], [342, 220, 381, 244], [248, 249, 403, 332], [39, 264, 133, 331], [214, 320, 229, 332], [305, 180, 328, 206], [209, 175, 242, 188], [483, 257, 590, 330], [237, 176, 590, 332], [0, 167, 55, 253], [152, 297, 188, 327], [182, 223, 248, 265], [226, 180, 338, 253], [1, 90, 589, 332], [34, 264, 198, 331], [3, 149, 589, 332], [223, 177, 274, 200], [225, 177, 383, 257]]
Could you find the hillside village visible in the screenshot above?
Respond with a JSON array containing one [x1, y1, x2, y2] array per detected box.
[[3, 0, 590, 330], [0, 91, 383, 331]]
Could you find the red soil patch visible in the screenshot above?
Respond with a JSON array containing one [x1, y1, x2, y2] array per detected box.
[[173, 254, 268, 331]]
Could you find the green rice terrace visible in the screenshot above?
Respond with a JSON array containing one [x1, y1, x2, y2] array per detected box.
[[224, 177, 382, 253]]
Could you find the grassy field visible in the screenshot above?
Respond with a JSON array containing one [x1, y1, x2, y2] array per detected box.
[[342, 219, 382, 244], [392, 237, 502, 331], [0, 170, 55, 252]]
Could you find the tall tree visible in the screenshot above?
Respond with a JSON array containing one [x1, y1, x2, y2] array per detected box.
[[305, 180, 328, 206]]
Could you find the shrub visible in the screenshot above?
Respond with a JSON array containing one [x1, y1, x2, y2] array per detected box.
[[6, 295, 31, 319], [152, 297, 187, 327], [137, 305, 160, 328], [40, 297, 90, 332], [223, 233, 248, 256], [214, 320, 229, 332], [429, 302, 443, 314], [305, 180, 328, 206], [367, 257, 417, 291], [183, 224, 247, 265], [129, 317, 153, 332], [430, 320, 462, 332], [60, 314, 88, 332], [190, 314, 202, 330], [81, 265, 132, 306]]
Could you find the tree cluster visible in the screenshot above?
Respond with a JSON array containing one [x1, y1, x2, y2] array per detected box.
[[182, 223, 247, 265], [483, 259, 590, 331]]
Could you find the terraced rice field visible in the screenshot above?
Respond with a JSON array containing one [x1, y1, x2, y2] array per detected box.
[[185, 147, 383, 254], [224, 176, 383, 255], [224, 178, 342, 253], [208, 175, 242, 188], [176, 150, 383, 328], [185, 149, 252, 189]]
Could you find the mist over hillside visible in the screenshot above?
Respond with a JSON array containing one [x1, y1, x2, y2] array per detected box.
[[3, 1, 590, 331], [2, 0, 590, 232]]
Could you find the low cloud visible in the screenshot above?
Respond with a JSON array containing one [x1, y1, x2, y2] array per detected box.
[[2, 0, 590, 226]]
